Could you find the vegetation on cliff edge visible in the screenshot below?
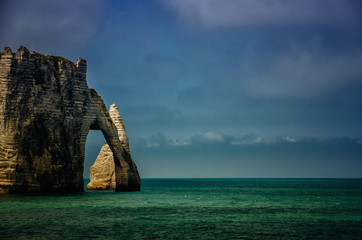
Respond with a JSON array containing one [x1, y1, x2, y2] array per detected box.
[[33, 52, 74, 65], [0, 49, 74, 65]]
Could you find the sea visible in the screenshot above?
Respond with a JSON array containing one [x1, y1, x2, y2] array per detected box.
[[0, 178, 361, 240]]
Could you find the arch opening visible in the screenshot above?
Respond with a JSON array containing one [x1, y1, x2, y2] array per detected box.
[[84, 130, 104, 188], [83, 104, 141, 192]]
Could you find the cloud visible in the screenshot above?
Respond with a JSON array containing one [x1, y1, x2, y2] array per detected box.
[[160, 0, 360, 29], [138, 131, 225, 149], [161, 0, 358, 28], [172, 29, 362, 101], [244, 46, 362, 98], [135, 132, 300, 149], [136, 132, 362, 150], [202, 131, 224, 141], [131, 133, 362, 177], [231, 135, 263, 145], [133, 133, 362, 178], [283, 136, 297, 143], [169, 139, 192, 146], [0, 0, 106, 54]]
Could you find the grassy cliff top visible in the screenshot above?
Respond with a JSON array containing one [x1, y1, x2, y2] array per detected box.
[[1, 46, 75, 65], [32, 52, 74, 65]]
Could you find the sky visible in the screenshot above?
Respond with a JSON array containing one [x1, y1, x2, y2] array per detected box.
[[1, 0, 362, 178]]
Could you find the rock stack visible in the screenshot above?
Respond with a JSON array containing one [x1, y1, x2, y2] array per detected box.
[[87, 104, 137, 190]]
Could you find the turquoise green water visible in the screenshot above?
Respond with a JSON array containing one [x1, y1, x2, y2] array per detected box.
[[1, 179, 362, 239]]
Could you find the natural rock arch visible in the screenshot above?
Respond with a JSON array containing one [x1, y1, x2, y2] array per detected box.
[[86, 103, 135, 190], [0, 46, 140, 193]]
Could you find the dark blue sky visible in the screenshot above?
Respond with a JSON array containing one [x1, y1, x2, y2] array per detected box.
[[1, 0, 362, 178]]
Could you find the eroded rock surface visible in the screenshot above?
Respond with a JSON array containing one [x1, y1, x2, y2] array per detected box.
[[87, 104, 138, 190], [0, 46, 140, 193]]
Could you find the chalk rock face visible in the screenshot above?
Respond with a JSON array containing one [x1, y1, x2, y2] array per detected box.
[[0, 46, 140, 193], [87, 144, 116, 190], [87, 104, 137, 190]]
